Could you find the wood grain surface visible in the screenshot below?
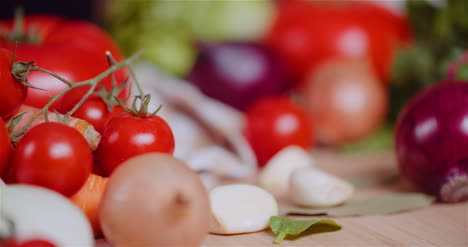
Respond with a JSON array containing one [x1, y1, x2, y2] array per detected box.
[[202, 150, 468, 247]]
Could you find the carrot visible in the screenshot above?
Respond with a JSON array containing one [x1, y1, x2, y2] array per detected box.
[[70, 174, 108, 237], [10, 105, 101, 150]]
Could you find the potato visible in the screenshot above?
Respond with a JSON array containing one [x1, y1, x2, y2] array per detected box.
[[99, 153, 210, 247]]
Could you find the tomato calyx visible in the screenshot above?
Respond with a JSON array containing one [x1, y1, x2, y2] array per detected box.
[[93, 53, 130, 112], [1, 8, 40, 44], [8, 51, 141, 139], [116, 94, 162, 119]]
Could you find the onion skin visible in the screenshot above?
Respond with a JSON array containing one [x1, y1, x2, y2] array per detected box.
[[301, 58, 387, 146], [188, 42, 292, 110], [99, 153, 210, 247], [396, 81, 468, 202]]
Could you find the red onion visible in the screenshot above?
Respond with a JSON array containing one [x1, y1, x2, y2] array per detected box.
[[395, 81, 468, 202], [187, 42, 292, 110]]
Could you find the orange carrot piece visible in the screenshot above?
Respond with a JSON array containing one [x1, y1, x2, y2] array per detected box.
[[10, 105, 101, 150], [70, 174, 108, 238]]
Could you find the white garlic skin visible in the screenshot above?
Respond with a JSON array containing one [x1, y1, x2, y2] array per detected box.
[[289, 167, 354, 208]]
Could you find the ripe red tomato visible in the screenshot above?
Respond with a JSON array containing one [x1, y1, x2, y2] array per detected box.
[[2, 238, 56, 247], [0, 118, 13, 179], [265, 0, 411, 82], [66, 97, 125, 133], [94, 112, 175, 176], [11, 122, 92, 196], [244, 96, 314, 167], [0, 15, 128, 110], [0, 48, 28, 120]]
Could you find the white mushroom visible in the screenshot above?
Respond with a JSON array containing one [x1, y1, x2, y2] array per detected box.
[[258, 146, 314, 197], [289, 166, 354, 208], [209, 184, 278, 234]]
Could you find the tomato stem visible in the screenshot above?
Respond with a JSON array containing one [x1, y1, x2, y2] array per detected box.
[[9, 51, 142, 138]]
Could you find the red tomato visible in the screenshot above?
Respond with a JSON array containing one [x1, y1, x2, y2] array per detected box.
[[0, 48, 28, 120], [0, 16, 128, 110], [244, 96, 314, 167], [265, 0, 411, 82], [12, 122, 92, 196], [94, 113, 175, 176], [0, 118, 13, 179], [67, 97, 125, 133], [2, 239, 56, 247]]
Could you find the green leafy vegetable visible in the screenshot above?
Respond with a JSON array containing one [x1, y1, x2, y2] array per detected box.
[[269, 216, 342, 244], [281, 193, 435, 217], [388, 0, 468, 123]]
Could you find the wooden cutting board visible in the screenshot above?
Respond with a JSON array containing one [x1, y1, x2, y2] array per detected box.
[[202, 150, 468, 247]]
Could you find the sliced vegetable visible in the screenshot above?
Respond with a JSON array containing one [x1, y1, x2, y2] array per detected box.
[[269, 216, 341, 244], [70, 174, 108, 237], [9, 105, 100, 150]]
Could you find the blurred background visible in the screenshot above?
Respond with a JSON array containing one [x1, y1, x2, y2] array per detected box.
[[1, 0, 466, 155]]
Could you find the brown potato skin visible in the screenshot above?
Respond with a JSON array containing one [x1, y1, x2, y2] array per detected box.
[[99, 153, 210, 247]]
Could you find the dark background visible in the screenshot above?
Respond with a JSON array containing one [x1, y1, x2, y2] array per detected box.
[[0, 0, 93, 21]]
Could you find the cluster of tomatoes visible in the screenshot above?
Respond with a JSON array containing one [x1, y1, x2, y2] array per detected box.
[[0, 14, 177, 242]]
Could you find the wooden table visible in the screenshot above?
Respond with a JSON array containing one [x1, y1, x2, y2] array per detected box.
[[202, 150, 468, 247]]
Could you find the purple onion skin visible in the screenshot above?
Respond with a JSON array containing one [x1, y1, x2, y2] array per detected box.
[[395, 81, 468, 202], [188, 42, 293, 111]]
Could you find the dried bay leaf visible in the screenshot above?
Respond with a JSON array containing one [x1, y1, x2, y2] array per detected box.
[[269, 216, 342, 244], [281, 193, 435, 217]]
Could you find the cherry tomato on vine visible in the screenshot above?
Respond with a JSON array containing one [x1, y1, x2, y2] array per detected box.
[[11, 122, 92, 196], [0, 15, 128, 110], [244, 96, 314, 167], [0, 48, 28, 120], [0, 118, 13, 179], [94, 112, 175, 176], [67, 96, 125, 133]]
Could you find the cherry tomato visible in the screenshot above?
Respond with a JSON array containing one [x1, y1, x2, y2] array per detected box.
[[265, 0, 410, 82], [66, 97, 125, 134], [0, 48, 28, 120], [0, 16, 128, 110], [12, 122, 92, 196], [244, 96, 314, 167], [0, 118, 13, 179], [94, 112, 175, 176], [2, 238, 56, 247]]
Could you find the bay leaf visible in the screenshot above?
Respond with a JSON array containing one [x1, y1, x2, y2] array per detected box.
[[281, 193, 435, 217], [269, 216, 342, 244]]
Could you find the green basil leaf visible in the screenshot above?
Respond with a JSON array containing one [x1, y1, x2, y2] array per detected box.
[[269, 216, 341, 244]]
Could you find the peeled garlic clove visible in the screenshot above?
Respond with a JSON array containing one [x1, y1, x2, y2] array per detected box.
[[289, 167, 354, 208], [258, 146, 314, 197], [209, 184, 278, 234]]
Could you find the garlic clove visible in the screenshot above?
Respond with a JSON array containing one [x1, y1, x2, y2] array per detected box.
[[258, 146, 314, 197], [289, 167, 354, 208], [209, 184, 278, 234]]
